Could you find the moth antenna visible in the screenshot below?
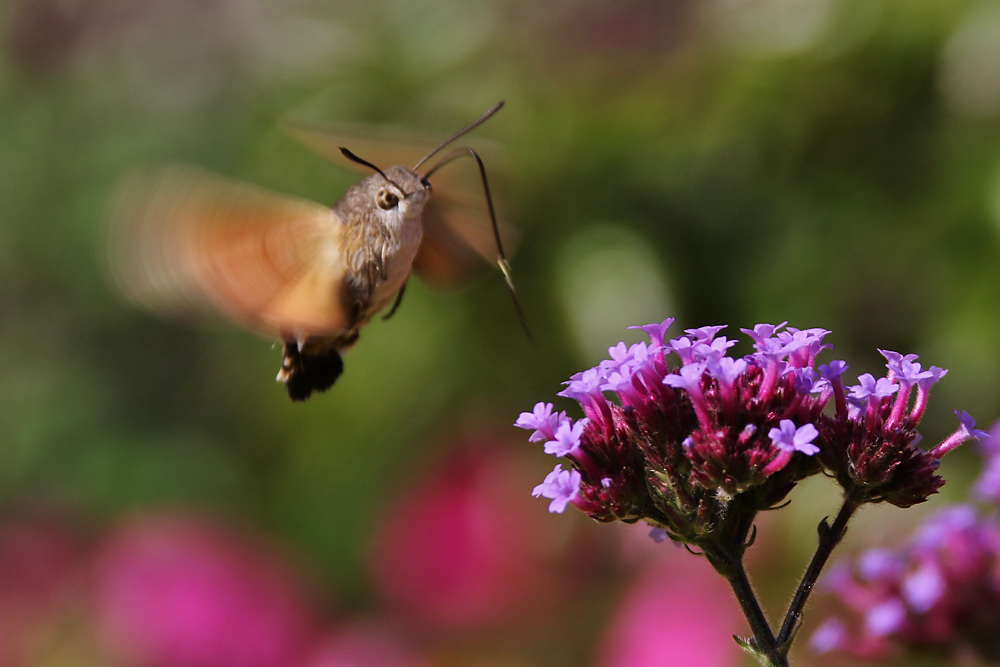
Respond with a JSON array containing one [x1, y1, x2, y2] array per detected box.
[[413, 101, 504, 171], [423, 146, 533, 342], [339, 147, 408, 194], [338, 147, 389, 180]]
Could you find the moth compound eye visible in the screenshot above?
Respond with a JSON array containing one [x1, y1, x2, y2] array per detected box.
[[376, 190, 399, 210]]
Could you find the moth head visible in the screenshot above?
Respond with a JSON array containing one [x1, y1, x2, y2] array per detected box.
[[338, 165, 430, 227]]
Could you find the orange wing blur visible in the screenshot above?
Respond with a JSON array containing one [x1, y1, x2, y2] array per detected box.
[[108, 165, 353, 338]]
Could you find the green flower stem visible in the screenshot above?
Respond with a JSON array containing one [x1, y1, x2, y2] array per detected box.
[[712, 546, 788, 667], [776, 489, 863, 651]]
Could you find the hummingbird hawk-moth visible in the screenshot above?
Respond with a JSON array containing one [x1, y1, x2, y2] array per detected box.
[[109, 101, 523, 401]]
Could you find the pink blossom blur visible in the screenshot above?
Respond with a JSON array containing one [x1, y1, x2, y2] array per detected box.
[[597, 554, 742, 667], [92, 513, 316, 667], [370, 445, 555, 632]]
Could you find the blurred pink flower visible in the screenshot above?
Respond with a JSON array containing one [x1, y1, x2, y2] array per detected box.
[[92, 512, 317, 667], [370, 443, 558, 632], [301, 621, 425, 667], [597, 554, 742, 667]]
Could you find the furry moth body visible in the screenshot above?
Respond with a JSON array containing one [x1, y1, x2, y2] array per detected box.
[[110, 102, 514, 401]]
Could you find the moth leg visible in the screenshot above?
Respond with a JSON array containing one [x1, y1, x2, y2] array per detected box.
[[382, 280, 407, 321], [379, 244, 390, 281]]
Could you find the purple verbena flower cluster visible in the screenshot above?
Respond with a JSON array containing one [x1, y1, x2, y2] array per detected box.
[[811, 504, 1000, 662], [517, 319, 982, 550]]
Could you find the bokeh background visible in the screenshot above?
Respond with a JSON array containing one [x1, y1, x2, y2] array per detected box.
[[3, 0, 1000, 665]]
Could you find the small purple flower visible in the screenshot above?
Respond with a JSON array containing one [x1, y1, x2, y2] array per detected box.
[[543, 419, 588, 457], [706, 356, 747, 385], [791, 367, 819, 394], [706, 356, 748, 411], [740, 326, 795, 402], [892, 359, 934, 387], [958, 410, 989, 439], [668, 336, 698, 364], [878, 349, 918, 376], [663, 362, 711, 429], [514, 402, 567, 443], [915, 366, 947, 391], [929, 410, 989, 459], [816, 360, 849, 415], [560, 368, 604, 401], [768, 420, 820, 455], [628, 318, 675, 348], [560, 368, 613, 428], [607, 341, 631, 363], [684, 324, 727, 342], [879, 350, 919, 366], [532, 466, 581, 513], [780, 327, 831, 368], [848, 373, 898, 403], [819, 360, 848, 380], [740, 322, 788, 347], [601, 369, 638, 403], [662, 362, 705, 394], [908, 366, 948, 422], [598, 342, 631, 377], [694, 337, 738, 363], [749, 336, 790, 362]]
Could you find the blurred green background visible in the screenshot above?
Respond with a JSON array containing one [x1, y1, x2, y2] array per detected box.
[[3, 0, 1000, 665]]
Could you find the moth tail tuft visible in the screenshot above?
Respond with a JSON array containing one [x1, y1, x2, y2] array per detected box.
[[278, 341, 344, 402]]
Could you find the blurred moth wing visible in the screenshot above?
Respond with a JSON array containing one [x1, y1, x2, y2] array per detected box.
[[109, 166, 354, 338]]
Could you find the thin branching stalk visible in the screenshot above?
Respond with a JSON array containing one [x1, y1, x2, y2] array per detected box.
[[776, 488, 864, 651]]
